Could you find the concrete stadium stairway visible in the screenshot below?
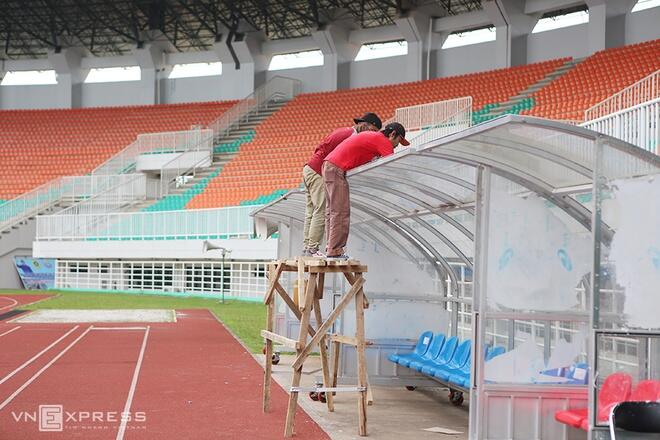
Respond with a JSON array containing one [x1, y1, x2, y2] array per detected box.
[[133, 100, 288, 212], [476, 58, 583, 121]]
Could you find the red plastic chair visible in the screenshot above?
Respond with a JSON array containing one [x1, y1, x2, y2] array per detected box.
[[629, 380, 660, 402], [555, 372, 633, 430]]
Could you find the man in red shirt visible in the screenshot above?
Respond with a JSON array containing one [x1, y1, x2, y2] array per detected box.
[[302, 113, 382, 256], [323, 122, 409, 259]]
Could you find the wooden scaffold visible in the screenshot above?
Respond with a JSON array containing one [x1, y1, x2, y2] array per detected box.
[[262, 257, 370, 437]]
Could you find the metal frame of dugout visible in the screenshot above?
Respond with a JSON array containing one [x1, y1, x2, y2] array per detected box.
[[252, 115, 660, 440]]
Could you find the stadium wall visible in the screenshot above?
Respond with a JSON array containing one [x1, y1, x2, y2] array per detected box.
[[1, 6, 659, 110]]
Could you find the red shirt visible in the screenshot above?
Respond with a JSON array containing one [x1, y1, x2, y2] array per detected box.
[[325, 131, 394, 171], [306, 127, 355, 175]]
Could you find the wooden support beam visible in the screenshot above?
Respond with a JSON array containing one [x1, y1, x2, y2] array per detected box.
[[355, 286, 368, 436], [328, 334, 374, 346], [263, 262, 284, 304], [344, 271, 370, 309], [274, 282, 316, 337], [292, 276, 365, 370], [284, 272, 318, 438], [315, 272, 325, 299], [260, 330, 300, 350], [313, 294, 334, 412]]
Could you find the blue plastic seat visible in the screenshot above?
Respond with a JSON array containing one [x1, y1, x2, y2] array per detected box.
[[408, 333, 446, 371], [448, 344, 486, 388], [388, 330, 433, 366], [420, 336, 458, 376], [435, 339, 471, 381], [486, 346, 506, 361]]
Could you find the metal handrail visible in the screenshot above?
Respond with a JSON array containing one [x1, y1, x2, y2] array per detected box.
[[37, 205, 260, 241], [0, 174, 142, 232], [207, 76, 302, 139], [395, 97, 473, 149], [582, 97, 660, 154], [157, 130, 215, 198], [92, 129, 213, 176], [585, 69, 660, 121], [55, 174, 149, 217]]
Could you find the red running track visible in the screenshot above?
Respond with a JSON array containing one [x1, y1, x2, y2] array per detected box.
[[0, 309, 330, 439], [0, 294, 54, 317]]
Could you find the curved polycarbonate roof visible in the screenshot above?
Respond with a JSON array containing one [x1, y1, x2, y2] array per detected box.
[[252, 115, 660, 283]]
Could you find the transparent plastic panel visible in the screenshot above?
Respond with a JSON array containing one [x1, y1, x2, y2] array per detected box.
[[599, 171, 660, 330], [419, 213, 475, 259], [483, 318, 588, 384], [486, 174, 592, 312], [352, 176, 454, 210], [377, 158, 476, 204], [442, 133, 591, 189], [348, 231, 439, 300]]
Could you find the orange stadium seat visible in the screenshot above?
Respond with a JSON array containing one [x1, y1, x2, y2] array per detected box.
[[524, 39, 660, 121], [186, 58, 568, 209], [0, 101, 236, 200]]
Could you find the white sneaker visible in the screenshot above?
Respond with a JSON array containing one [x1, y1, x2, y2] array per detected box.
[[311, 251, 326, 258], [326, 253, 350, 261]]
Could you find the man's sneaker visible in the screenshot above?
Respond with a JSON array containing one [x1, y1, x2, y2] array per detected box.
[[301, 249, 312, 257], [311, 250, 326, 258], [326, 253, 350, 261]]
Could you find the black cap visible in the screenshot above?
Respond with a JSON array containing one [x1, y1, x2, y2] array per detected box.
[[353, 112, 383, 130], [384, 122, 410, 146]]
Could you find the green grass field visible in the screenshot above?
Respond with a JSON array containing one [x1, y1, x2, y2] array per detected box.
[[2, 290, 266, 353]]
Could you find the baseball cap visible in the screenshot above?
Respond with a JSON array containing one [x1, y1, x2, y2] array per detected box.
[[384, 122, 410, 146], [353, 112, 383, 130]]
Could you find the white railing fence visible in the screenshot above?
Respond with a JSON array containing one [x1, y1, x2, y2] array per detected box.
[[157, 134, 214, 198], [54, 174, 153, 217], [582, 97, 659, 154], [55, 259, 269, 301], [92, 129, 214, 176], [0, 174, 146, 232], [208, 76, 302, 139], [393, 96, 473, 132], [37, 205, 258, 241], [585, 70, 660, 121], [390, 97, 473, 150]]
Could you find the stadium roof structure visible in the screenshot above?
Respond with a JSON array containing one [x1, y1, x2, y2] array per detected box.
[[252, 115, 660, 287], [0, 0, 483, 59]]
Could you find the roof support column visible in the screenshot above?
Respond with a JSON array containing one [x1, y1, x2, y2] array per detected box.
[[47, 48, 84, 108], [212, 26, 267, 99], [133, 43, 166, 105], [311, 19, 358, 91], [395, 10, 432, 82], [483, 0, 539, 68], [586, 0, 637, 54]]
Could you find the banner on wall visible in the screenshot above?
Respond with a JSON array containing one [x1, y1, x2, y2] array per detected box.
[[14, 257, 56, 290]]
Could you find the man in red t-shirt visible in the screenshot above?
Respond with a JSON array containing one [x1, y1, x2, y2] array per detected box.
[[323, 122, 409, 259], [302, 112, 382, 256]]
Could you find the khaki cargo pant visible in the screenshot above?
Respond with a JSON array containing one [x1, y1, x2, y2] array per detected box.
[[323, 161, 349, 256], [302, 165, 326, 251]]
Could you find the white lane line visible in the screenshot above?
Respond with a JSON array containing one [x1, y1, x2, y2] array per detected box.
[[0, 325, 92, 411], [0, 327, 20, 338], [116, 326, 150, 440], [0, 298, 18, 313], [91, 327, 149, 331], [0, 325, 80, 385], [0, 326, 80, 386]]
